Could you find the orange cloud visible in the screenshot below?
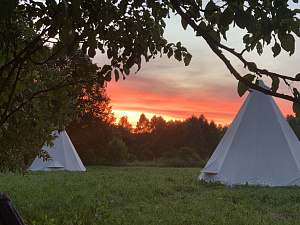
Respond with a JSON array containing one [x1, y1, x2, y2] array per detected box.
[[108, 74, 240, 126], [107, 70, 294, 127]]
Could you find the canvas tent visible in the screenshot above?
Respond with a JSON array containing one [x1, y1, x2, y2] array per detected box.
[[29, 131, 86, 171], [199, 81, 300, 186]]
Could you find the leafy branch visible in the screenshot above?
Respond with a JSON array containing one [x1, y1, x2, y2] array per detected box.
[[170, 0, 300, 104]]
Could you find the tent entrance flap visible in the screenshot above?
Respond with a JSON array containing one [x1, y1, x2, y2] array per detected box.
[[47, 160, 64, 169]]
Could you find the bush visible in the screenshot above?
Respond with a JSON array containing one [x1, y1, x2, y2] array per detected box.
[[154, 157, 205, 168], [129, 147, 207, 168], [158, 147, 207, 168], [105, 137, 129, 166], [80, 147, 104, 166], [178, 147, 202, 161]]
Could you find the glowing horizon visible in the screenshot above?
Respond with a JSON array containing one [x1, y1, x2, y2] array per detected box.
[[113, 110, 182, 127], [112, 97, 294, 128], [111, 95, 294, 128]]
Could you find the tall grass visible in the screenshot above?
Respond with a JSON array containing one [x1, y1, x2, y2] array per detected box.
[[1, 167, 300, 224]]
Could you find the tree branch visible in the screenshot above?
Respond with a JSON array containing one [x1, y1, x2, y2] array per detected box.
[[169, 0, 300, 103]]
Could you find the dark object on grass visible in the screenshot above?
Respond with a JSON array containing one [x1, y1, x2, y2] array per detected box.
[[0, 192, 25, 225]]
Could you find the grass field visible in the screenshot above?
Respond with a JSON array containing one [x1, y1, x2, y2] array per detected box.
[[1, 166, 300, 224]]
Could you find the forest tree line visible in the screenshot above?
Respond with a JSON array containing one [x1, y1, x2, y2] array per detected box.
[[66, 85, 300, 168], [65, 81, 228, 168], [67, 111, 227, 168]]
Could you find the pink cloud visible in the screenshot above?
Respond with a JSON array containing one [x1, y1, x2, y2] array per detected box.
[[107, 70, 294, 127], [107, 73, 247, 126]]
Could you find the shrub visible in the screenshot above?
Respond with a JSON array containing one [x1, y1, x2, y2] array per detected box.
[[160, 147, 207, 168], [105, 137, 129, 166]]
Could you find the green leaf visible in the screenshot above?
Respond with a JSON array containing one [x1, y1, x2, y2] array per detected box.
[[0, 0, 18, 19], [48, 27, 58, 38], [101, 65, 112, 74], [88, 47, 96, 58], [204, 1, 217, 19], [272, 43, 281, 58], [107, 49, 113, 59], [247, 62, 257, 72], [114, 69, 120, 82], [46, 91, 54, 97], [183, 53, 192, 66], [16, 82, 26, 92], [174, 49, 182, 61], [125, 54, 135, 69], [74, 84, 83, 92], [61, 67, 71, 76], [181, 17, 188, 30], [237, 74, 255, 97], [293, 88, 300, 98], [278, 32, 295, 55], [176, 42, 182, 48], [256, 41, 263, 55], [293, 102, 300, 120], [234, 9, 247, 29], [292, 0, 298, 3], [123, 67, 130, 75], [290, 19, 300, 37], [167, 49, 173, 58], [105, 71, 112, 81], [270, 75, 279, 92], [243, 34, 250, 44], [196, 21, 206, 36], [60, 19, 73, 44], [0, 91, 9, 104], [35, 18, 45, 31], [219, 7, 234, 28], [234, 9, 254, 32], [163, 47, 168, 54], [209, 29, 220, 43]]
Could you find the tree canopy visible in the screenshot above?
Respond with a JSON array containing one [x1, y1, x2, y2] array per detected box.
[[2, 1, 298, 127]]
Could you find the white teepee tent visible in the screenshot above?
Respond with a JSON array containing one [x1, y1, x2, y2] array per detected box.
[[199, 81, 300, 186], [29, 131, 86, 171]]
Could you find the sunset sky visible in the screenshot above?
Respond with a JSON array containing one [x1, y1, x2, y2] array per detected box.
[[94, 11, 300, 127]]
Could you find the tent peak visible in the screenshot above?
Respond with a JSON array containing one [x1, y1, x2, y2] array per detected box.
[[249, 79, 270, 92]]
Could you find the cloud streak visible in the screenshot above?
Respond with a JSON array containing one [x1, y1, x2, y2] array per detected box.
[[107, 67, 247, 125]]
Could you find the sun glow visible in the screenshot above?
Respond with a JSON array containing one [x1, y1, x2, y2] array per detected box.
[[113, 110, 182, 127]]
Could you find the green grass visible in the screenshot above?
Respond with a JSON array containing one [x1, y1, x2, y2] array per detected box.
[[1, 167, 300, 224]]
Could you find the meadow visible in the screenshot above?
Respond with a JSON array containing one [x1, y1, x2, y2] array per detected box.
[[1, 166, 300, 224]]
